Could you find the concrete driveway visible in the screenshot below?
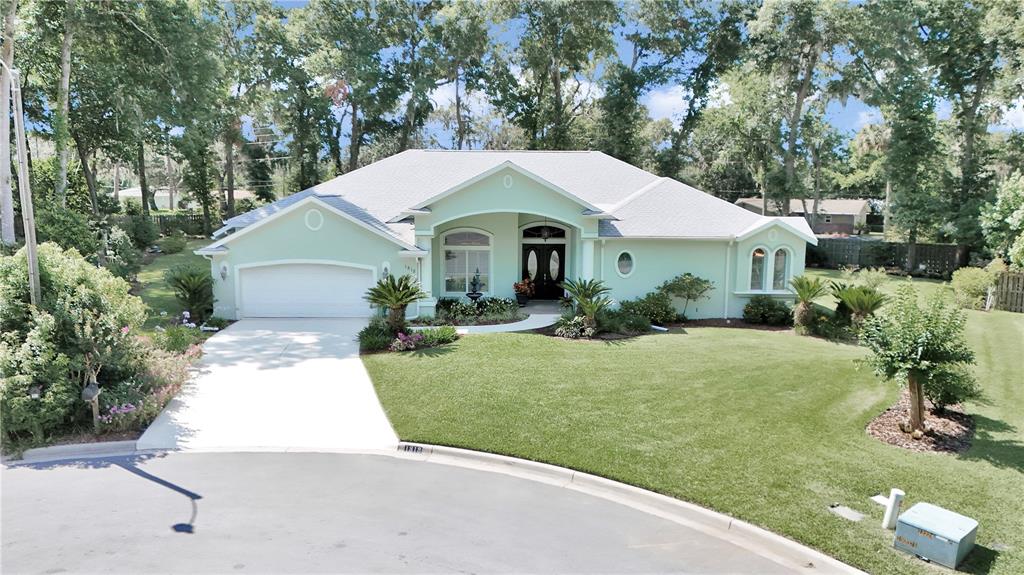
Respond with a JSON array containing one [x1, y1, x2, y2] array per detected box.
[[2, 453, 808, 573], [137, 319, 398, 452]]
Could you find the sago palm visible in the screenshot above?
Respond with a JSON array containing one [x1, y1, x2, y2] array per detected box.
[[837, 285, 886, 328], [364, 274, 427, 333], [561, 278, 612, 327], [789, 275, 828, 328]]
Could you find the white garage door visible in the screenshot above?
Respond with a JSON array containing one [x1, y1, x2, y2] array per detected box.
[[238, 263, 375, 318]]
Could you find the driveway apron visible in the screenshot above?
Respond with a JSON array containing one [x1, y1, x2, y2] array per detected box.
[[137, 319, 398, 452]]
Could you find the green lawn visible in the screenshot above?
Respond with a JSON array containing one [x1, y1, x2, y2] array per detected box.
[[134, 239, 209, 332], [364, 275, 1023, 575]]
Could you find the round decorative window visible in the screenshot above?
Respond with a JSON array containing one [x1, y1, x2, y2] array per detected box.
[[616, 251, 634, 277], [503, 174, 513, 189], [305, 208, 324, 231]]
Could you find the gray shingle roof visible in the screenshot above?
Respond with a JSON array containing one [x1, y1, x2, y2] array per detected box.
[[216, 150, 810, 242], [600, 179, 764, 238], [735, 197, 870, 216]]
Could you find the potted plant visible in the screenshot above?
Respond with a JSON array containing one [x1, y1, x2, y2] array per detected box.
[[513, 277, 534, 306]]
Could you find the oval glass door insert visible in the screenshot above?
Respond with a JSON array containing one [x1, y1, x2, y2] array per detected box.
[[527, 249, 538, 280], [549, 250, 560, 280]]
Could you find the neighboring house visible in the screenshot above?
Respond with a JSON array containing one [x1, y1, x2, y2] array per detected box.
[[115, 187, 175, 210], [113, 187, 260, 211], [196, 150, 816, 320], [735, 198, 871, 235]]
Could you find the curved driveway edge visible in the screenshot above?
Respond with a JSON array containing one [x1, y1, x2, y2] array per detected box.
[[395, 442, 867, 575], [5, 439, 865, 574]]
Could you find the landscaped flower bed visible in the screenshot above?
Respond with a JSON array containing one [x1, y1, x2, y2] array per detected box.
[[410, 297, 526, 326], [358, 319, 459, 353]]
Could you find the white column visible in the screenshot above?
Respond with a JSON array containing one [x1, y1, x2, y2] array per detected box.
[[582, 238, 595, 280], [416, 232, 434, 296]]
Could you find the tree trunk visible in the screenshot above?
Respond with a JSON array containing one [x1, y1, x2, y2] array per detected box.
[[223, 130, 235, 218], [907, 371, 926, 432], [387, 306, 405, 333], [347, 101, 361, 172], [112, 160, 120, 201], [0, 0, 17, 246], [200, 196, 211, 237], [164, 152, 176, 210], [549, 58, 564, 148], [882, 179, 892, 237], [329, 117, 343, 175], [54, 0, 74, 206], [454, 73, 465, 150], [71, 130, 98, 216], [906, 229, 918, 274], [137, 142, 150, 216], [782, 48, 819, 216]]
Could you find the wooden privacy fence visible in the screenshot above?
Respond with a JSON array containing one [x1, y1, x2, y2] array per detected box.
[[111, 213, 213, 236], [994, 272, 1024, 313], [812, 238, 963, 278]]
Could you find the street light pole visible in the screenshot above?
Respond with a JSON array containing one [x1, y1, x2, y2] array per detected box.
[[2, 62, 40, 305]]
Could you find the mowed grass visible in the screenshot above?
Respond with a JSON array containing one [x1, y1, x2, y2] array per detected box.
[[133, 239, 209, 332], [365, 275, 1024, 575]]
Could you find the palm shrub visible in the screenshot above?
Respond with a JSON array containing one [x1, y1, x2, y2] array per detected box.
[[165, 265, 214, 322], [561, 278, 611, 328], [836, 285, 886, 328], [789, 275, 829, 331], [364, 274, 427, 333], [861, 284, 977, 434]]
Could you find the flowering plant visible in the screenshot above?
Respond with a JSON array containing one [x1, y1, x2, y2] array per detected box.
[[513, 278, 535, 296], [389, 332, 425, 352]]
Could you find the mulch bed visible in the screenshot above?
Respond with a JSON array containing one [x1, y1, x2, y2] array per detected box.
[[866, 390, 974, 454], [667, 318, 794, 332], [49, 429, 142, 446]]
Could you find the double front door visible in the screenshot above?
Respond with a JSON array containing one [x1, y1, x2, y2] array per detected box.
[[522, 244, 565, 299]]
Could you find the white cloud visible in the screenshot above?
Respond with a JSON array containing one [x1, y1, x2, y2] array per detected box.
[[856, 109, 882, 128], [643, 85, 689, 125]]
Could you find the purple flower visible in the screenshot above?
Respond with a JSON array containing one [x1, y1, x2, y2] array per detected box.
[[120, 326, 131, 335]]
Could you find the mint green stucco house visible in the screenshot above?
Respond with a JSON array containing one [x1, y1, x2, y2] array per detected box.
[[196, 150, 816, 320]]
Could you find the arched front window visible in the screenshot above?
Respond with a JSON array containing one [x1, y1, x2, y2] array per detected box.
[[772, 249, 789, 290], [750, 248, 766, 291], [443, 230, 491, 294]]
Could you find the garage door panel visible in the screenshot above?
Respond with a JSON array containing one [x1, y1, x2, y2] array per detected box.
[[239, 263, 374, 318]]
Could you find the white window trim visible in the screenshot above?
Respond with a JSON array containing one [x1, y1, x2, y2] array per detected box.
[[441, 228, 494, 297], [749, 246, 769, 291], [615, 250, 636, 278], [771, 248, 790, 291]]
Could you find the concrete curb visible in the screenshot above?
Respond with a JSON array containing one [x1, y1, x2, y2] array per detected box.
[[396, 442, 868, 575], [5, 439, 866, 574], [11, 440, 138, 464]]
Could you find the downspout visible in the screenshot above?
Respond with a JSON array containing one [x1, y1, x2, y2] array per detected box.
[[723, 236, 734, 320]]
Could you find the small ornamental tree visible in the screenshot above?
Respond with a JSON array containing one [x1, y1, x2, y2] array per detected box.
[[860, 284, 977, 434], [658, 273, 714, 319], [364, 274, 427, 333]]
